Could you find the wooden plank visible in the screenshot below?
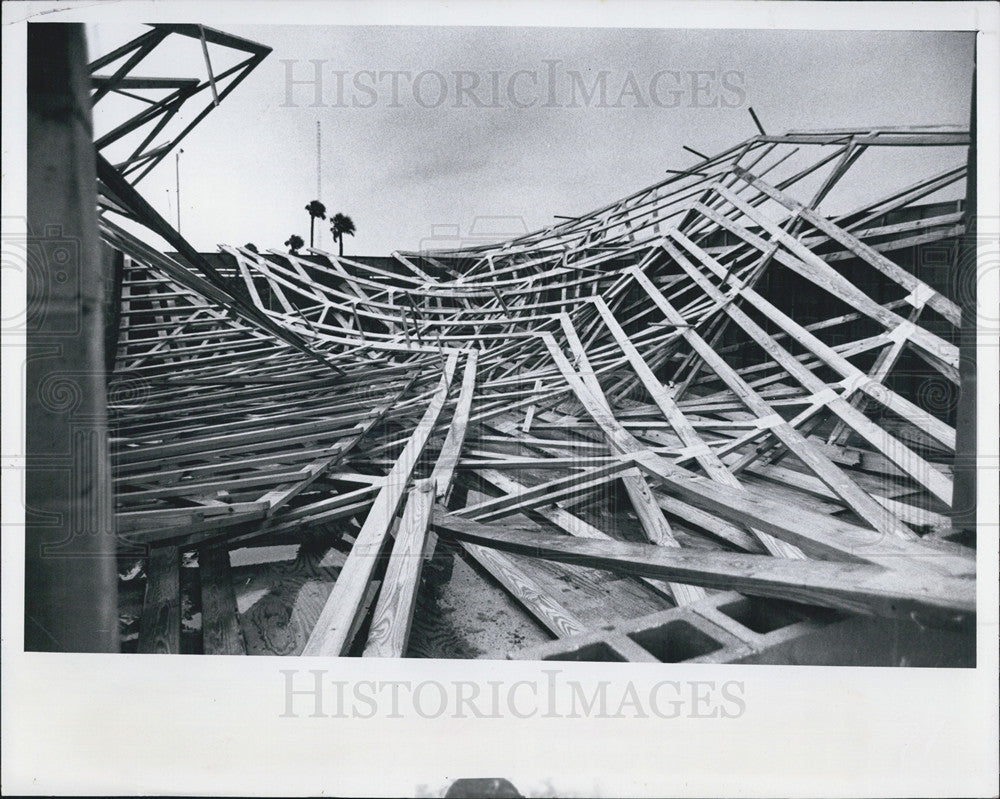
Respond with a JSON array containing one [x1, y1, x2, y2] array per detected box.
[[827, 303, 924, 447], [449, 513, 590, 639], [137, 545, 181, 654], [433, 518, 975, 628], [454, 459, 636, 521], [558, 312, 705, 571], [630, 447, 974, 577], [754, 132, 969, 146], [522, 378, 543, 432], [364, 479, 437, 657], [430, 349, 479, 502], [303, 353, 459, 656], [199, 542, 245, 655], [743, 461, 953, 530]]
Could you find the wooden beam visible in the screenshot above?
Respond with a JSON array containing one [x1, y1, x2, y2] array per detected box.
[[590, 295, 804, 559], [434, 519, 975, 628], [363, 479, 437, 658], [138, 545, 181, 654], [430, 350, 479, 502], [732, 167, 961, 326], [199, 542, 245, 655], [303, 353, 459, 656], [629, 266, 919, 542], [661, 232, 953, 506]]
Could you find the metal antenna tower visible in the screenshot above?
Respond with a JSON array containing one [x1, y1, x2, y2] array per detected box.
[[316, 120, 322, 249]]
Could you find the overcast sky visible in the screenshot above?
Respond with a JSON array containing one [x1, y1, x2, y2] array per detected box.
[[87, 25, 975, 256]]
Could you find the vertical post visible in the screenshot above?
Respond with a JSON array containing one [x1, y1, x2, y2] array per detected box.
[[175, 149, 182, 232], [25, 23, 118, 652], [952, 67, 977, 536]]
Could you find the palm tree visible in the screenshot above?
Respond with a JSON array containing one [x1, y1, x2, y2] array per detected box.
[[304, 200, 326, 248], [329, 213, 356, 257], [284, 234, 304, 254]]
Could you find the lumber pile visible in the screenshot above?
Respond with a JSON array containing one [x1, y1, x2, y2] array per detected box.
[[104, 126, 975, 662]]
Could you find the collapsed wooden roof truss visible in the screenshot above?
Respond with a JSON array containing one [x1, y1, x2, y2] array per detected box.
[[102, 126, 975, 660]]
